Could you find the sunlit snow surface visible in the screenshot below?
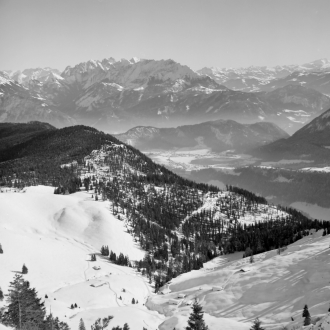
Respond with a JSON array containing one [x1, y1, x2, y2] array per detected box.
[[0, 186, 162, 330], [1, 185, 330, 330], [148, 230, 330, 329]]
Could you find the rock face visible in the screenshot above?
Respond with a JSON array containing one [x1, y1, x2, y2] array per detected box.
[[115, 119, 289, 152], [2, 57, 330, 133]]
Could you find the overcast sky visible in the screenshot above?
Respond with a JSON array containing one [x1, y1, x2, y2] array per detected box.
[[1, 0, 330, 72]]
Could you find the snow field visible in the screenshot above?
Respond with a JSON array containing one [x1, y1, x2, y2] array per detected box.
[[0, 186, 163, 330], [149, 231, 330, 329]]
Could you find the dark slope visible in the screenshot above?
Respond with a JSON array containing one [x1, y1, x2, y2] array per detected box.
[[115, 120, 289, 153], [0, 121, 56, 152], [251, 108, 330, 163]]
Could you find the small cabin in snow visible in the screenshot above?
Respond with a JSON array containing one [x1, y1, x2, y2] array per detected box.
[[239, 267, 251, 273], [168, 299, 180, 305], [212, 286, 223, 291], [177, 293, 186, 298], [93, 266, 101, 270]]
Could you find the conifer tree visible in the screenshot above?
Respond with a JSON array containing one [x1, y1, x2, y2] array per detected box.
[[250, 318, 264, 330], [0, 287, 4, 301], [2, 274, 45, 329], [91, 316, 113, 330], [44, 313, 69, 330], [79, 318, 86, 330], [0, 243, 3, 253], [186, 299, 208, 330], [302, 304, 311, 326], [123, 324, 130, 330], [131, 298, 135, 304], [22, 264, 28, 274]]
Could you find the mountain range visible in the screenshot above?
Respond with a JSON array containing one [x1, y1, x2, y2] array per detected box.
[[198, 58, 330, 94], [2, 57, 330, 134]]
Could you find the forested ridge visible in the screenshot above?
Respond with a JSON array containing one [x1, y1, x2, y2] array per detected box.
[[0, 124, 328, 293]]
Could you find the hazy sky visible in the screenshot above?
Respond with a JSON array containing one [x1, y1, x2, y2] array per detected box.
[[1, 0, 330, 72]]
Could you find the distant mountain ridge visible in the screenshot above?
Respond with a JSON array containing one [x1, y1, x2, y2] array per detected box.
[[198, 58, 330, 94], [251, 107, 330, 163], [1, 57, 330, 133], [115, 119, 289, 152], [0, 71, 76, 128]]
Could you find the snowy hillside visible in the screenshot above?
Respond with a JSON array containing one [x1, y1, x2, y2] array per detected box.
[[149, 230, 330, 329], [1, 186, 329, 330], [1, 125, 329, 330], [0, 186, 163, 330]]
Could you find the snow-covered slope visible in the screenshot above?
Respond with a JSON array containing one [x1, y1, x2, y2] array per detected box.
[[149, 230, 330, 329], [0, 186, 163, 330]]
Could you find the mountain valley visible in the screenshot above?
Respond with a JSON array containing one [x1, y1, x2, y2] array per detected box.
[[1, 123, 330, 330]]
